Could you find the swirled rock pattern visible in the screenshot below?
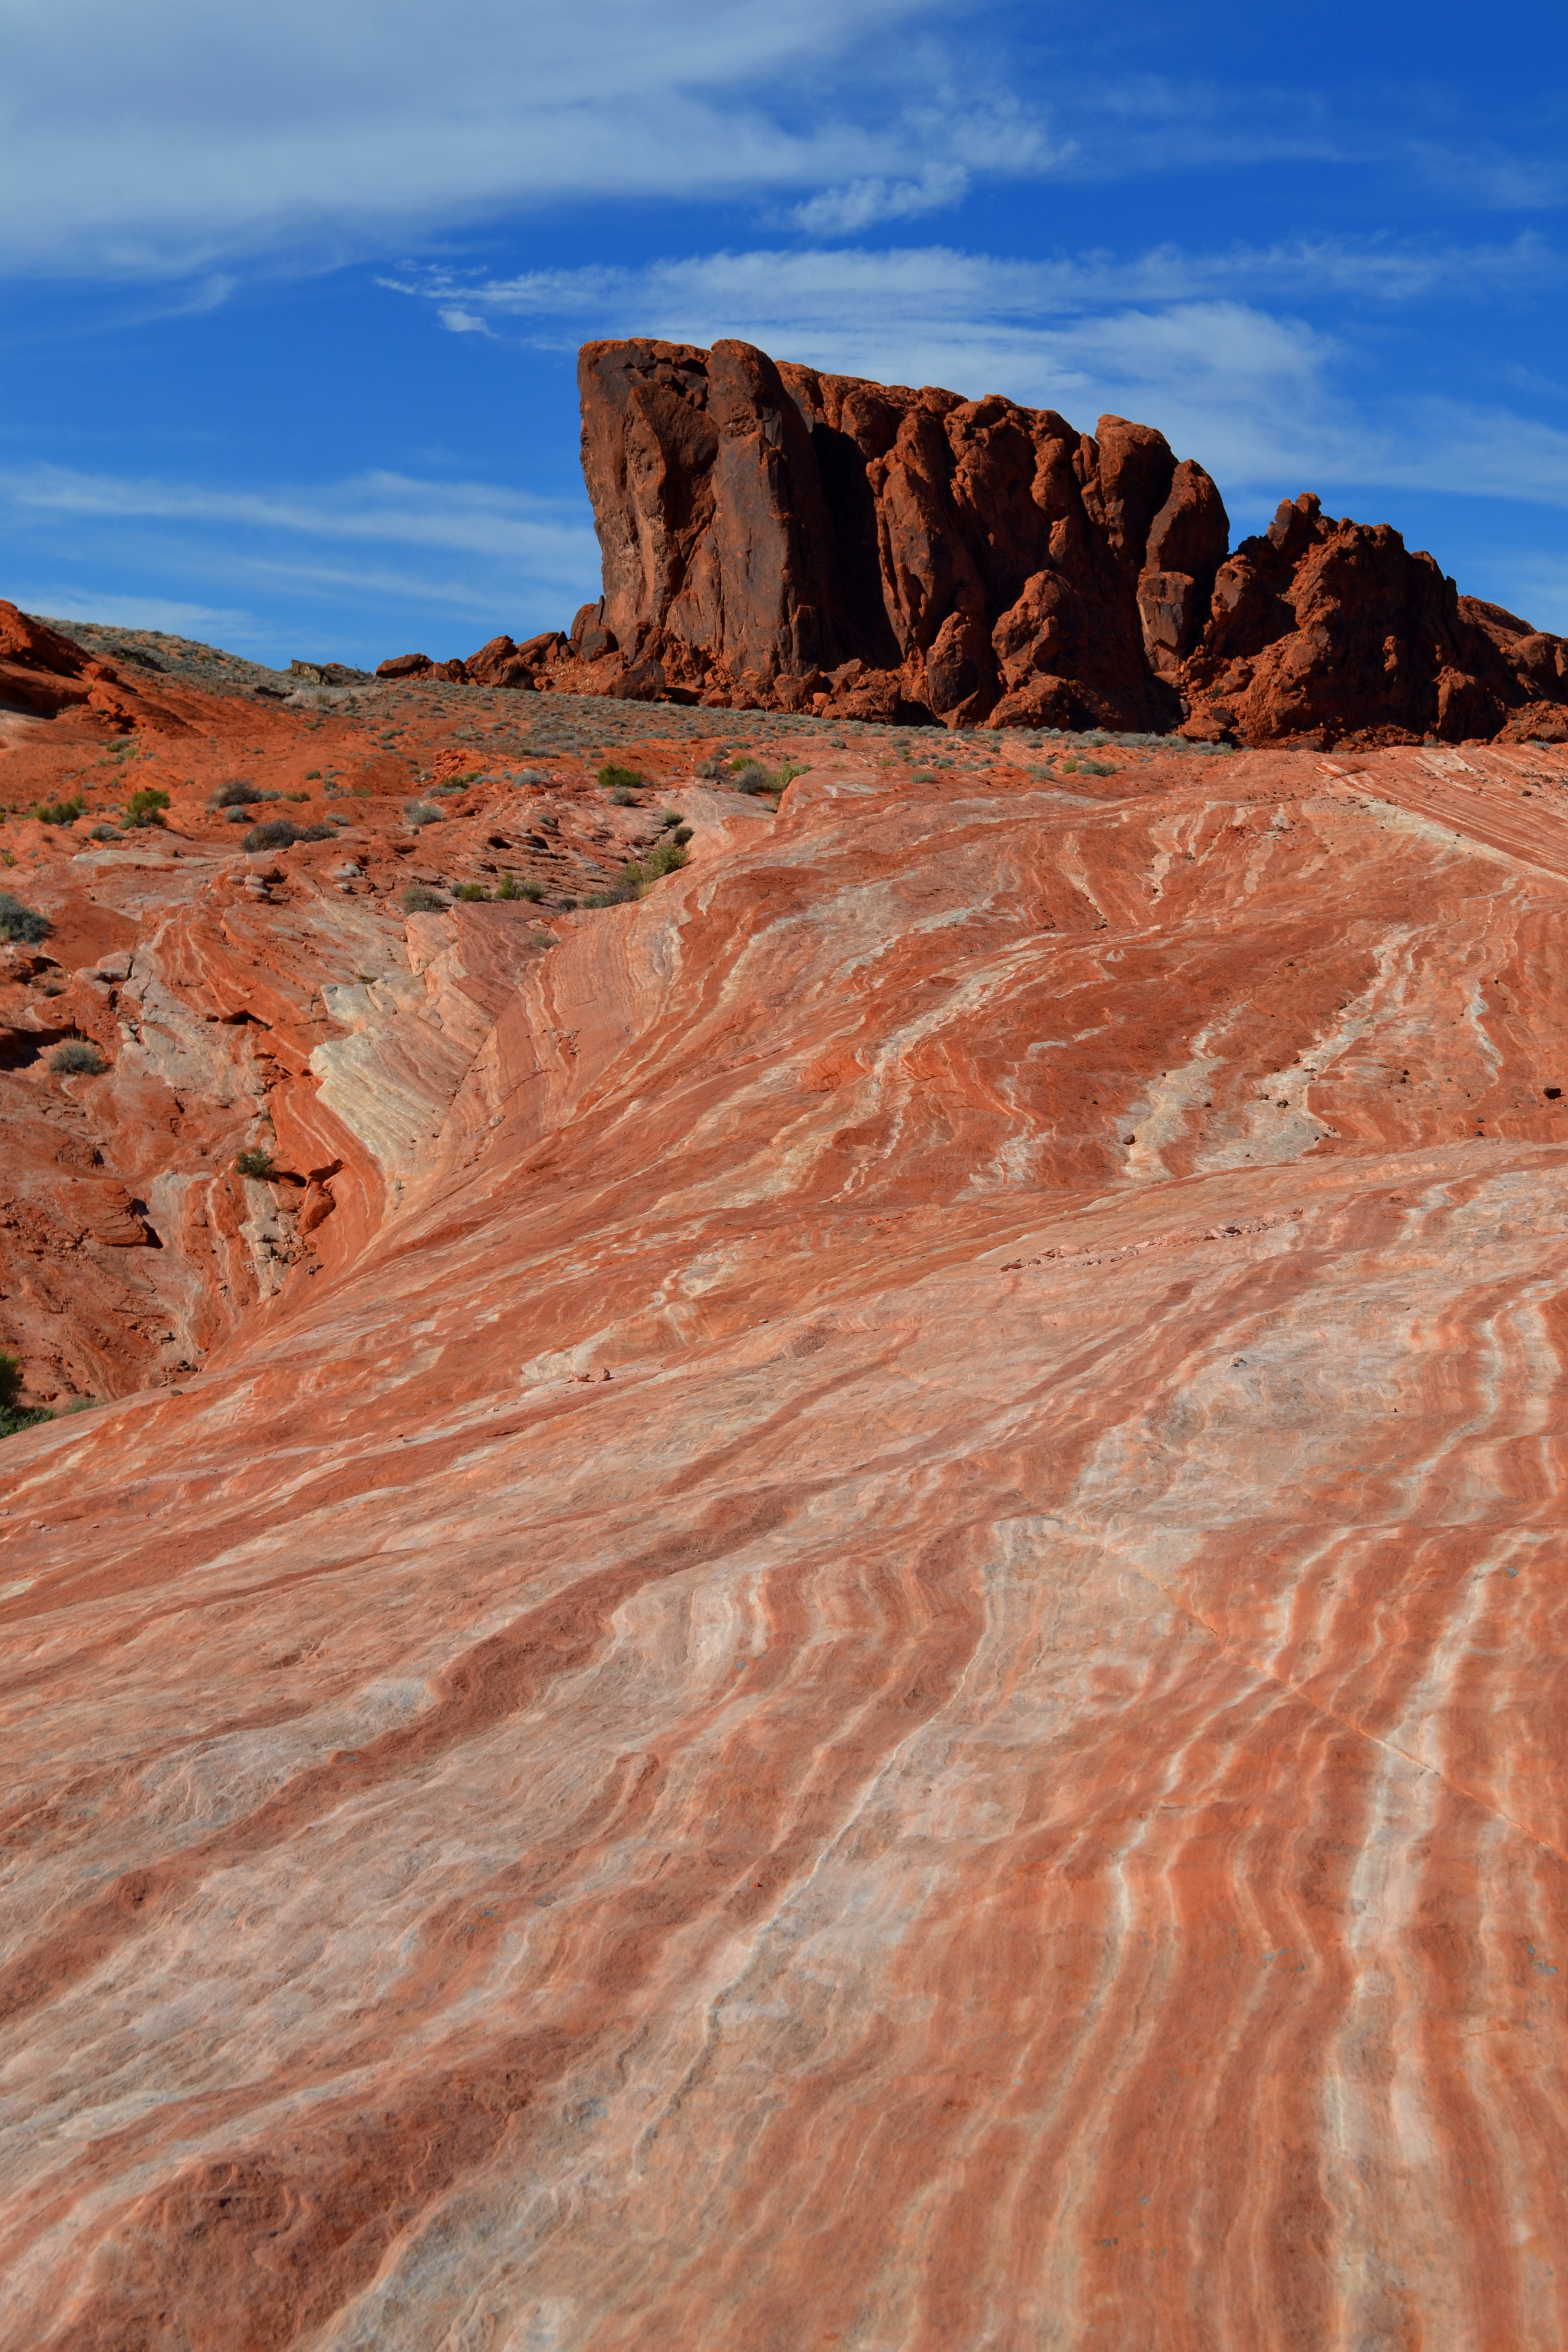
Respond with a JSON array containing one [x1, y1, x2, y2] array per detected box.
[[383, 342, 1568, 747], [5, 700, 1568, 2347]]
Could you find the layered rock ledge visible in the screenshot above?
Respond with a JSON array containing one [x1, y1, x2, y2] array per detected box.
[[5, 652, 1568, 2345]]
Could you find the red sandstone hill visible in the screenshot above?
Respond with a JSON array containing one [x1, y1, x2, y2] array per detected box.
[[379, 338, 1568, 749], [5, 620, 1568, 2345]]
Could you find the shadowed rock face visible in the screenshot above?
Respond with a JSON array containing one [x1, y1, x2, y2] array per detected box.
[[385, 342, 1568, 747]]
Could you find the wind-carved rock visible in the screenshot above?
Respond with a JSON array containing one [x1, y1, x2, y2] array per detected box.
[[379, 339, 1568, 745]]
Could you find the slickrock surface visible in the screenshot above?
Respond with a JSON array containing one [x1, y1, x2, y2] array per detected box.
[[6, 636, 1568, 2346], [387, 340, 1568, 748]]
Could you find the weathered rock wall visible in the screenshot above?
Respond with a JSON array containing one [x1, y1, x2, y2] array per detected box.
[[384, 341, 1568, 747]]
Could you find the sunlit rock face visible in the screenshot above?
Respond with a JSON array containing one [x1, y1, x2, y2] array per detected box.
[[442, 341, 1568, 746], [6, 718, 1568, 2349]]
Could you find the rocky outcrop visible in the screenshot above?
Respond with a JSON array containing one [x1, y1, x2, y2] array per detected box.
[[383, 341, 1568, 745], [0, 600, 197, 734], [1180, 492, 1568, 746]]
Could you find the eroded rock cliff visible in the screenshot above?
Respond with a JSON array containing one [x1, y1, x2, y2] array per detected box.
[[383, 340, 1568, 748]]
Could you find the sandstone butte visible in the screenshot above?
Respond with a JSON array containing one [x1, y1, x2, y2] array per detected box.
[[5, 573, 1568, 2352], [376, 337, 1568, 752]]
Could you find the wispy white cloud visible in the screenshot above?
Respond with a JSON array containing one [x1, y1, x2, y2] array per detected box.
[[0, 0, 1063, 277], [1489, 556, 1568, 636], [790, 164, 972, 236], [399, 230, 1561, 341], [436, 307, 497, 338], [0, 460, 602, 660], [384, 236, 1568, 539], [13, 590, 261, 642], [0, 463, 596, 578], [389, 235, 1568, 493]]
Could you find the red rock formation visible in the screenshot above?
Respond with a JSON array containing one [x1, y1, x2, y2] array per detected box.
[[0, 600, 199, 735], [7, 717, 1568, 2346], [404, 342, 1568, 747], [1181, 492, 1568, 747]]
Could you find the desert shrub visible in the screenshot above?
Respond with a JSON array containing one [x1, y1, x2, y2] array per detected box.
[[28, 796, 85, 826], [226, 808, 254, 823], [406, 801, 443, 827], [0, 1377, 50, 1438], [598, 839, 691, 904], [633, 838, 689, 885], [60, 1395, 100, 1415], [0, 1352, 23, 1413], [122, 787, 172, 829], [0, 891, 51, 943], [402, 881, 447, 913], [671, 825, 693, 846], [452, 881, 490, 900], [1060, 756, 1116, 777], [235, 1146, 275, 1179], [284, 791, 310, 803], [496, 873, 545, 901], [88, 824, 119, 842], [210, 779, 259, 808], [696, 754, 727, 780], [729, 757, 802, 796], [598, 763, 642, 794], [50, 1040, 107, 1075], [242, 817, 333, 851]]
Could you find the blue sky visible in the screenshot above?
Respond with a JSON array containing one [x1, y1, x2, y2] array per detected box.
[[3, 0, 1564, 666]]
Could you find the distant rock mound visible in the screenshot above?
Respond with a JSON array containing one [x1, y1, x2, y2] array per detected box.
[[380, 339, 1568, 746]]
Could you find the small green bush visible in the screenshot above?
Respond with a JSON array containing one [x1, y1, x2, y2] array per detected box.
[[0, 1366, 50, 1437], [210, 779, 259, 808], [598, 763, 642, 795], [729, 757, 802, 797], [406, 801, 443, 827], [88, 824, 119, 842], [402, 881, 447, 913], [235, 1146, 275, 1179], [122, 787, 172, 829], [632, 838, 689, 885], [242, 818, 333, 851], [0, 891, 51, 943], [452, 881, 491, 900], [284, 791, 310, 803], [28, 796, 86, 826], [671, 825, 693, 846], [50, 1040, 107, 1075], [496, 872, 545, 901]]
